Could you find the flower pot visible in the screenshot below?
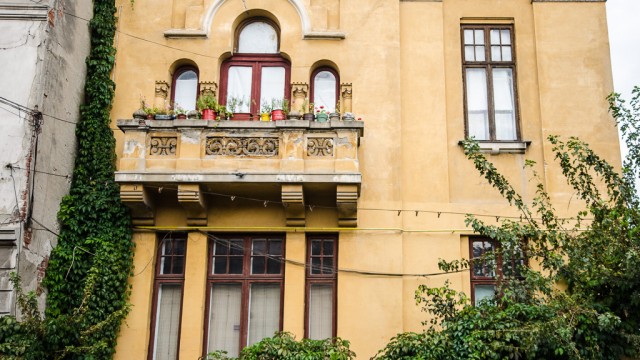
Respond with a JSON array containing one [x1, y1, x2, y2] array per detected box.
[[342, 112, 355, 121], [329, 112, 340, 122], [202, 109, 216, 120], [271, 109, 285, 121], [177, 114, 187, 120], [146, 114, 154, 120], [316, 113, 329, 122], [155, 114, 173, 120], [303, 113, 314, 121], [261, 113, 271, 121]]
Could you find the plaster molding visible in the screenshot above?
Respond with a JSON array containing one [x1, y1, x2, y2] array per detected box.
[[155, 81, 170, 99], [336, 184, 359, 227], [458, 140, 531, 154], [163, 0, 345, 40], [120, 184, 155, 225], [0, 3, 48, 21], [177, 184, 208, 226], [282, 184, 305, 226], [115, 172, 362, 184]]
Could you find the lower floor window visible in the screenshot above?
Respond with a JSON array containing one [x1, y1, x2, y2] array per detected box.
[[204, 235, 284, 357], [306, 235, 337, 339]]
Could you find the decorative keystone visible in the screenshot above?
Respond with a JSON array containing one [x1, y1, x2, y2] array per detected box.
[[282, 184, 305, 226], [178, 184, 208, 226], [120, 184, 155, 225], [336, 184, 358, 227]]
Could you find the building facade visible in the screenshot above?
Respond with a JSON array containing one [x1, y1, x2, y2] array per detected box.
[[110, 0, 620, 358], [0, 0, 91, 315]]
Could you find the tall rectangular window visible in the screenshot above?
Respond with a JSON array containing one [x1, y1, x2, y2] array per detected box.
[[462, 25, 519, 141], [149, 233, 187, 360], [204, 235, 285, 357], [305, 235, 337, 340]]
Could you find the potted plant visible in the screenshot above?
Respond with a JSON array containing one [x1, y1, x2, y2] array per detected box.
[[315, 105, 329, 122], [329, 101, 340, 122], [342, 111, 355, 121], [218, 105, 233, 121], [271, 98, 288, 121], [197, 94, 219, 121], [303, 100, 314, 121], [174, 105, 187, 120], [260, 102, 272, 122], [226, 96, 245, 120]]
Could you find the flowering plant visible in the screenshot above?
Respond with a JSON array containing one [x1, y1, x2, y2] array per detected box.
[[315, 105, 328, 115]]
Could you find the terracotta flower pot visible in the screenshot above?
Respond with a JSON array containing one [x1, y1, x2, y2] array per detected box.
[[271, 109, 285, 121], [202, 109, 216, 120], [177, 114, 187, 120]]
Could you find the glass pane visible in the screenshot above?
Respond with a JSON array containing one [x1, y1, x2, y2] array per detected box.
[[502, 46, 512, 62], [463, 29, 474, 45], [260, 67, 285, 111], [323, 240, 334, 256], [267, 258, 281, 274], [501, 29, 511, 45], [174, 239, 185, 255], [308, 284, 333, 340], [493, 68, 517, 140], [490, 29, 500, 45], [311, 241, 321, 256], [174, 70, 198, 111], [238, 21, 278, 54], [475, 46, 485, 62], [230, 240, 243, 255], [270, 240, 282, 256], [161, 256, 171, 275], [247, 284, 281, 346], [227, 66, 252, 113], [252, 240, 266, 255], [474, 284, 496, 305], [465, 68, 489, 140], [153, 284, 182, 360], [323, 257, 334, 274], [208, 284, 242, 358], [311, 257, 321, 275], [251, 257, 265, 274], [474, 29, 484, 44], [491, 45, 502, 61], [172, 258, 184, 275], [215, 241, 228, 255], [229, 257, 243, 274], [313, 71, 337, 112], [464, 46, 475, 61], [213, 257, 227, 274]]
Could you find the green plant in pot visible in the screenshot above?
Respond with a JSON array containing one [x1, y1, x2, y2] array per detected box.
[[303, 100, 314, 121], [174, 105, 187, 119], [197, 94, 219, 120], [260, 102, 272, 122], [315, 105, 329, 122], [271, 98, 288, 121]]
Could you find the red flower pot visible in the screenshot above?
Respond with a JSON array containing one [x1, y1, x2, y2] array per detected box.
[[177, 114, 187, 120], [271, 109, 285, 120], [202, 109, 216, 120]]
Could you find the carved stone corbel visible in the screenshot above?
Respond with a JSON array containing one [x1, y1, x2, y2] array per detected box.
[[282, 184, 305, 226], [178, 184, 208, 226], [199, 81, 218, 97], [291, 83, 309, 114], [120, 184, 155, 225], [340, 83, 352, 113], [336, 184, 358, 227], [154, 81, 170, 108]]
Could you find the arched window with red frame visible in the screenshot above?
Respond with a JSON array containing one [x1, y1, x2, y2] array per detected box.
[[219, 18, 290, 120], [171, 66, 199, 112], [311, 67, 339, 113]]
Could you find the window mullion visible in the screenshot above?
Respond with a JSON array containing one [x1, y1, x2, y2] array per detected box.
[[252, 63, 261, 115]]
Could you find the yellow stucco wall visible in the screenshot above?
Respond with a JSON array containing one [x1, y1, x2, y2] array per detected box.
[[111, 0, 619, 358]]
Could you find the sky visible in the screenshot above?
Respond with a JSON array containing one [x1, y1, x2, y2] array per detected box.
[[606, 0, 640, 160]]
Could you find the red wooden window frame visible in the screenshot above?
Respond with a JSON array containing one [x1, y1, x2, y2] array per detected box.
[[310, 67, 340, 113], [202, 234, 285, 357], [304, 234, 338, 339], [170, 66, 199, 109], [148, 232, 187, 360], [461, 24, 521, 141]]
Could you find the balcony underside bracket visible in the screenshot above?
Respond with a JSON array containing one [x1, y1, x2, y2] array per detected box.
[[120, 184, 155, 226], [282, 184, 306, 227], [178, 184, 208, 226], [337, 184, 359, 227]]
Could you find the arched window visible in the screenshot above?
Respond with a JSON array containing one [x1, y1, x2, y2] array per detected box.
[[220, 18, 289, 119], [311, 67, 339, 113], [171, 66, 199, 111]]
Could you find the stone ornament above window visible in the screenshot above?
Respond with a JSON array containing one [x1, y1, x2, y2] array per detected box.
[[149, 136, 177, 156], [205, 136, 279, 157], [307, 137, 334, 157]]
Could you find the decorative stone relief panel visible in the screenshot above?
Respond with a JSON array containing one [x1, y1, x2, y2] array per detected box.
[[149, 136, 177, 156], [200, 81, 217, 97], [307, 137, 334, 157], [206, 136, 279, 156]]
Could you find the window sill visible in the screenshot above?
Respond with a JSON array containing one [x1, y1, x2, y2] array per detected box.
[[458, 140, 531, 154]]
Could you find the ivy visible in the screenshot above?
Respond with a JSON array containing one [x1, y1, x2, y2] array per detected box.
[[0, 0, 133, 358]]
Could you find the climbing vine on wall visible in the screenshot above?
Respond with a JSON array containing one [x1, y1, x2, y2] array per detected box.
[[0, 0, 133, 358]]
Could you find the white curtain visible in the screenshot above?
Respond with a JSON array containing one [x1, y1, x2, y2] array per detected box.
[[238, 22, 278, 54], [465, 68, 489, 140], [308, 284, 333, 340], [474, 284, 496, 305], [153, 284, 182, 360], [207, 284, 242, 358], [227, 67, 252, 113], [492, 68, 517, 140], [260, 67, 285, 110], [174, 71, 198, 111], [313, 71, 336, 112], [247, 283, 281, 346]]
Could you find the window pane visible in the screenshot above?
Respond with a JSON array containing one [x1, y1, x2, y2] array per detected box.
[[311, 240, 321, 256], [252, 240, 266, 255], [260, 67, 285, 110], [230, 240, 243, 255], [323, 257, 334, 274], [313, 71, 337, 112], [491, 45, 502, 61], [463, 29, 474, 45], [213, 257, 227, 274], [207, 284, 242, 358], [247, 284, 281, 346], [492, 68, 517, 140], [174, 70, 198, 111], [311, 257, 321, 275], [474, 46, 485, 62], [464, 46, 475, 61], [153, 284, 182, 360], [474, 284, 495, 305], [323, 240, 334, 256], [229, 257, 243, 274], [227, 66, 252, 113], [308, 284, 333, 340], [251, 256, 265, 274], [502, 46, 512, 62], [270, 240, 282, 256], [490, 29, 500, 45], [238, 21, 278, 54], [501, 29, 511, 45], [215, 241, 228, 255], [267, 258, 281, 274], [465, 68, 489, 140], [474, 29, 484, 44]]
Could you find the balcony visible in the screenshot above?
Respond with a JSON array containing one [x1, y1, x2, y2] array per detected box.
[[115, 119, 364, 227]]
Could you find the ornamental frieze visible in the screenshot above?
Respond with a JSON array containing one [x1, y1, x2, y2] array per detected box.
[[307, 137, 334, 157], [149, 136, 177, 156], [205, 136, 279, 156]]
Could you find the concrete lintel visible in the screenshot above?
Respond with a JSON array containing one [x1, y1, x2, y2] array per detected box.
[[115, 172, 362, 184], [163, 29, 208, 38], [303, 31, 346, 40]]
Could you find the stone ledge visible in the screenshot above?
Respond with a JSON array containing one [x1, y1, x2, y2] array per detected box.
[[115, 172, 362, 184], [458, 140, 531, 154]]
